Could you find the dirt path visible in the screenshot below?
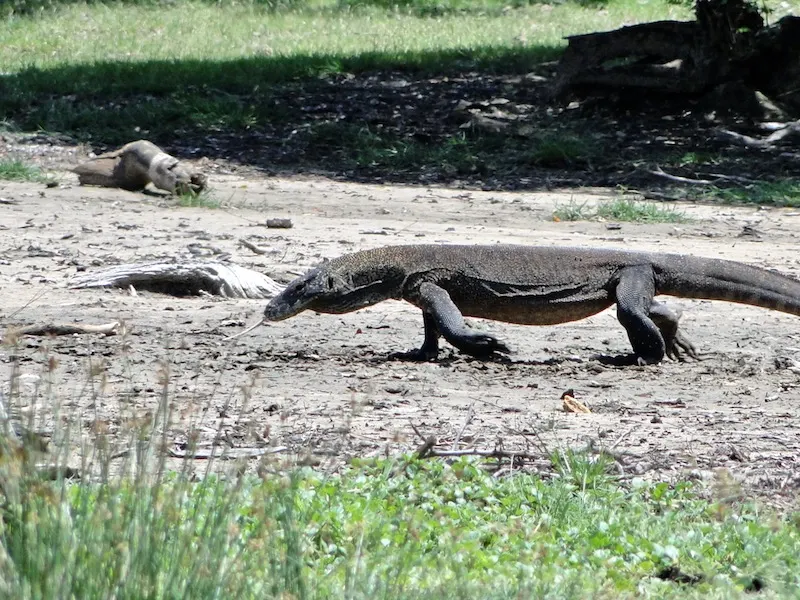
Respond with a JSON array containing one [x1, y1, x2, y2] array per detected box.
[[1, 163, 799, 504]]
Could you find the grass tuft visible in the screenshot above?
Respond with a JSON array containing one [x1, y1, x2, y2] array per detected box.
[[0, 158, 53, 184], [596, 197, 689, 223], [553, 197, 690, 223], [176, 188, 220, 208], [698, 181, 800, 208]]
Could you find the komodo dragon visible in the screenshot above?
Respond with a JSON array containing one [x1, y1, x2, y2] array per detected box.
[[263, 245, 800, 364]]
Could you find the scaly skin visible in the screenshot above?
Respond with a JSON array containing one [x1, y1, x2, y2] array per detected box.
[[264, 245, 800, 364]]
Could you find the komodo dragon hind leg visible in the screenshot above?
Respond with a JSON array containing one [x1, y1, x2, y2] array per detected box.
[[615, 266, 668, 365], [410, 281, 511, 359], [648, 301, 698, 361]]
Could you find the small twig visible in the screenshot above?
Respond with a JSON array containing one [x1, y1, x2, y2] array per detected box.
[[451, 403, 475, 450], [608, 425, 636, 451], [409, 422, 429, 444], [239, 238, 269, 255], [7, 288, 50, 320]]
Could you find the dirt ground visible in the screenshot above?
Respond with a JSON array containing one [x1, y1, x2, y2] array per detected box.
[[1, 143, 799, 506]]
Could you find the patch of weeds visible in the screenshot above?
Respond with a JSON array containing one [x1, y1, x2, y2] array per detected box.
[[305, 124, 492, 176], [550, 448, 617, 490], [552, 198, 593, 221], [177, 189, 219, 208], [553, 197, 689, 223], [676, 151, 717, 167], [699, 181, 800, 208], [0, 158, 52, 184], [595, 198, 689, 223]]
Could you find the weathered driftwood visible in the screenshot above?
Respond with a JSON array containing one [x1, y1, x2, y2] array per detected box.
[[6, 322, 121, 338], [73, 140, 207, 194], [70, 262, 283, 299]]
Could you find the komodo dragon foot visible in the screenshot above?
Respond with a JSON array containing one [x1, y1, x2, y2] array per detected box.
[[390, 311, 511, 361]]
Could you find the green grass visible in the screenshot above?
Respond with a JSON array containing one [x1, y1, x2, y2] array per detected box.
[[0, 0, 690, 71], [176, 188, 220, 208], [596, 197, 690, 222], [3, 449, 799, 598], [0, 158, 52, 183], [698, 181, 800, 208], [0, 0, 690, 146], [553, 197, 690, 223], [304, 124, 602, 177]]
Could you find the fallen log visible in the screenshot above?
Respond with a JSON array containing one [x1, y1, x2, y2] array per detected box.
[[70, 262, 283, 299], [552, 0, 800, 117], [73, 140, 207, 194]]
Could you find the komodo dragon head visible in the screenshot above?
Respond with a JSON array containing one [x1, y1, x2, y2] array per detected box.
[[264, 257, 406, 321]]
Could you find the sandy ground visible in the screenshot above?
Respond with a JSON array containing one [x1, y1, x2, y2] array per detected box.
[[1, 156, 799, 505]]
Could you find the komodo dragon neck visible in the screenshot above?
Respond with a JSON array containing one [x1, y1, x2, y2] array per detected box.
[[264, 244, 800, 364]]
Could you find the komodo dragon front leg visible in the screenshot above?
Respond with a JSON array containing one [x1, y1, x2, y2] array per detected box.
[[396, 281, 511, 360], [615, 266, 698, 364]]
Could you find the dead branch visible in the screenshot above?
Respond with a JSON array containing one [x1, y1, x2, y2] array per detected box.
[[5, 321, 121, 339], [239, 238, 270, 255], [74, 140, 207, 194], [607, 425, 636, 451], [70, 262, 283, 299], [714, 129, 771, 149], [425, 448, 544, 461], [648, 166, 715, 185], [716, 120, 800, 149], [168, 445, 288, 459]]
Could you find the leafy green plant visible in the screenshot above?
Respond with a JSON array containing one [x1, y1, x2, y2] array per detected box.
[[553, 197, 689, 223], [552, 198, 593, 221], [527, 133, 600, 167], [0, 158, 52, 183], [596, 197, 689, 223], [699, 181, 800, 207], [177, 188, 220, 208]]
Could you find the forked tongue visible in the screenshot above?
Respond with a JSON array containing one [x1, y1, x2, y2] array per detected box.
[[224, 319, 268, 341]]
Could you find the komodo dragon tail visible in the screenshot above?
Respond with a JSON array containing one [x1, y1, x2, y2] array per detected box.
[[654, 255, 800, 316]]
